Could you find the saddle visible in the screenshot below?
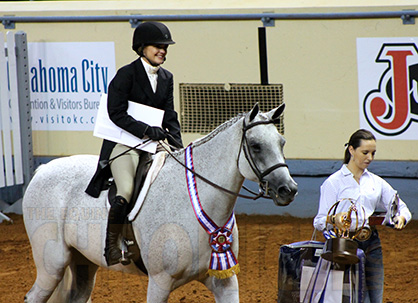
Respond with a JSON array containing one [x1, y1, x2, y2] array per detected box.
[[107, 152, 153, 274]]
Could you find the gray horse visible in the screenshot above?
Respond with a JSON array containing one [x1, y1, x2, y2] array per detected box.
[[23, 104, 298, 303]]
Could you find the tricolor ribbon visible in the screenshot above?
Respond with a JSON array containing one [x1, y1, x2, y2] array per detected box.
[[185, 145, 240, 279]]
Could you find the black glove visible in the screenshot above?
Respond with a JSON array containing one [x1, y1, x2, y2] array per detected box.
[[145, 126, 167, 141]]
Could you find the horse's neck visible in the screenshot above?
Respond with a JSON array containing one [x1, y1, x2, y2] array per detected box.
[[189, 121, 244, 223]]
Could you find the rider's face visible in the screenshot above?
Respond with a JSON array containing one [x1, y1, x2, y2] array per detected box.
[[142, 44, 168, 66]]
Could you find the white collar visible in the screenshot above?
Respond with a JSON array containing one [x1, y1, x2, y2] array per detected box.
[[141, 57, 160, 74], [341, 164, 369, 177]]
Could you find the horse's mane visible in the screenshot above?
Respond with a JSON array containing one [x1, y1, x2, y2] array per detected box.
[[193, 113, 245, 147], [168, 113, 245, 157]]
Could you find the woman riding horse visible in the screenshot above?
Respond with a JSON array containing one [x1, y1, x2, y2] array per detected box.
[[23, 104, 297, 303], [85, 21, 183, 266]]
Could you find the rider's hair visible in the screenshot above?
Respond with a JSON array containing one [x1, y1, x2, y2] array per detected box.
[[343, 129, 376, 164]]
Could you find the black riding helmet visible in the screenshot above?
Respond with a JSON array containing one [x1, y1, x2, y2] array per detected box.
[[132, 21, 175, 54]]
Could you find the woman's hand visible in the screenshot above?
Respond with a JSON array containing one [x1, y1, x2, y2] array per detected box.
[[393, 216, 406, 230], [146, 126, 167, 141], [327, 212, 349, 230]]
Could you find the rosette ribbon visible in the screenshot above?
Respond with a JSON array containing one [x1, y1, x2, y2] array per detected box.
[[185, 145, 240, 279]]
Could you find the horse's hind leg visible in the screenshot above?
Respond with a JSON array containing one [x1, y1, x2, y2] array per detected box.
[[24, 246, 71, 303], [48, 250, 98, 303], [68, 249, 98, 303], [26, 250, 98, 303], [204, 275, 240, 303], [24, 221, 72, 303]]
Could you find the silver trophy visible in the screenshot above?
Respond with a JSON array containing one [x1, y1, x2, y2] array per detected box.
[[369, 192, 400, 227]]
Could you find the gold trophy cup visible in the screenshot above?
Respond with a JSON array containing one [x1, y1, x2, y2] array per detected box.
[[321, 199, 366, 264]]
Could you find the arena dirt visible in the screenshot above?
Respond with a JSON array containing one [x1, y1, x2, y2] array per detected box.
[[1, 214, 417, 302]]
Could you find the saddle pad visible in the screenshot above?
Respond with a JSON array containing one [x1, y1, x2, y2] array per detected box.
[[128, 151, 167, 221]]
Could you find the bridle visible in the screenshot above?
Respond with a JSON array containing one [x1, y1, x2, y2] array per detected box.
[[162, 117, 288, 200], [238, 118, 288, 198]]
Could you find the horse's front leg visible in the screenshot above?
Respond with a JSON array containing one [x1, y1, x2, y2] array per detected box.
[[146, 274, 173, 303], [204, 275, 239, 303]]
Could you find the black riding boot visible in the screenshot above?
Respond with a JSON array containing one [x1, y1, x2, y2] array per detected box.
[[104, 196, 131, 266]]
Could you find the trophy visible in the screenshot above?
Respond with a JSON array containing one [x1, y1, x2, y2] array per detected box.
[[382, 192, 400, 227], [321, 199, 367, 264]]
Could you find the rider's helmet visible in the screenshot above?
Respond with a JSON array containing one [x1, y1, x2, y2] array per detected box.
[[132, 21, 175, 54]]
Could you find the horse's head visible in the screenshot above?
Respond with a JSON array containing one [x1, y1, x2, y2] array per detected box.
[[238, 103, 298, 206]]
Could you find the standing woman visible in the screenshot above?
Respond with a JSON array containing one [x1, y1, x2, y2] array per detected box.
[[86, 21, 183, 266], [313, 129, 411, 303]]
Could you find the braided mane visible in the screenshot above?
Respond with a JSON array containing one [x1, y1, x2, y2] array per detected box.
[[167, 113, 245, 158], [192, 113, 245, 148]]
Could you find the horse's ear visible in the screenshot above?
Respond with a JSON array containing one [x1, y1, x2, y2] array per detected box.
[[249, 103, 259, 122], [268, 103, 285, 123]]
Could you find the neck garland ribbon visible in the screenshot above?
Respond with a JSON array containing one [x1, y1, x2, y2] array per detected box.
[[185, 145, 240, 279]]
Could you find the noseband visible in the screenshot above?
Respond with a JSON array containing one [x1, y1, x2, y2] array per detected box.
[[238, 118, 288, 196]]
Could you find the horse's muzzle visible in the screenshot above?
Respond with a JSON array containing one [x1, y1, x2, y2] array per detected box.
[[270, 182, 298, 206]]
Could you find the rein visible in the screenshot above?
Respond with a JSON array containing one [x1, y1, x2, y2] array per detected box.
[[162, 117, 288, 200], [98, 138, 152, 169], [160, 141, 264, 200]]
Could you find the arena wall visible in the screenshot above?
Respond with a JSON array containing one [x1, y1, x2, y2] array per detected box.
[[0, 0, 417, 218]]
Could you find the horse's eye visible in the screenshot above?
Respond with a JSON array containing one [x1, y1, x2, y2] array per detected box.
[[249, 142, 261, 153]]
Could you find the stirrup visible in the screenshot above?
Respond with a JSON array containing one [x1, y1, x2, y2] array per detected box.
[[120, 238, 134, 265], [120, 250, 132, 265]]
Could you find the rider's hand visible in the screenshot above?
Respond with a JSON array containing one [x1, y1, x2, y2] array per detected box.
[[393, 215, 406, 230], [145, 126, 167, 141]]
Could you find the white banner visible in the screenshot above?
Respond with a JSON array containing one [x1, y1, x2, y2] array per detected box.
[[357, 37, 418, 140], [28, 42, 116, 131]]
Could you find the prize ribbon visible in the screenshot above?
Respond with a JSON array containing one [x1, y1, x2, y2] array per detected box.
[[185, 145, 240, 279]]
